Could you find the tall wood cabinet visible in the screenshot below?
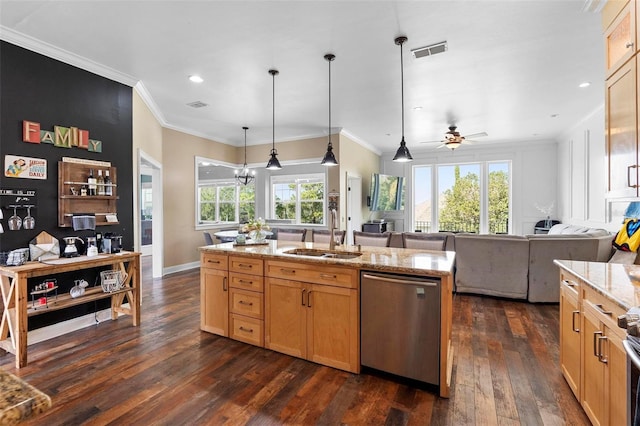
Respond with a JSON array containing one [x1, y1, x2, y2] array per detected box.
[[200, 252, 229, 336], [558, 267, 627, 426], [604, 0, 640, 199]]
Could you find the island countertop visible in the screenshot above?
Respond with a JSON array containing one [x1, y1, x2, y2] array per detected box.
[[0, 368, 51, 424], [200, 240, 455, 276], [555, 259, 640, 311]]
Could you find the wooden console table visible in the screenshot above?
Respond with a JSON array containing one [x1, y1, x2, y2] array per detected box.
[[0, 252, 140, 368]]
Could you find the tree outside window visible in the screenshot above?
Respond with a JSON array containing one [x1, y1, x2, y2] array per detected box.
[[272, 174, 325, 224]]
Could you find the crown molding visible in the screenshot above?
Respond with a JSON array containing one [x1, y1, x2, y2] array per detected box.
[[0, 26, 138, 87], [339, 129, 382, 156]]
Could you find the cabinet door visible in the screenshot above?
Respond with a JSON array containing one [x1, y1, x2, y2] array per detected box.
[[604, 0, 636, 78], [606, 58, 638, 198], [264, 278, 306, 359], [306, 284, 359, 373], [581, 304, 605, 426], [200, 268, 229, 336], [560, 282, 581, 399], [606, 328, 627, 426]]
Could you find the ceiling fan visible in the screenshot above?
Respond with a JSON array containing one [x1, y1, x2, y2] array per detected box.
[[422, 126, 488, 151]]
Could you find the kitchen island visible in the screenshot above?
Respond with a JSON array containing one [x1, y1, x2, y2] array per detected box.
[[200, 240, 455, 397]]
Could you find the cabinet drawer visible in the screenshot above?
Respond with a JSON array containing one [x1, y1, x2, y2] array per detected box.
[[229, 272, 264, 292], [201, 252, 228, 271], [230, 256, 263, 275], [230, 288, 263, 319], [230, 314, 264, 347], [265, 260, 357, 288], [560, 271, 581, 298], [583, 286, 626, 336]]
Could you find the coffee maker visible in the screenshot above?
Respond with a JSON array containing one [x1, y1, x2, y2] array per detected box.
[[62, 236, 85, 258], [103, 233, 122, 253]]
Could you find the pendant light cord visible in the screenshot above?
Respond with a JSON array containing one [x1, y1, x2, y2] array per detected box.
[[328, 57, 332, 147], [400, 40, 404, 139], [272, 72, 276, 151], [243, 127, 248, 166]]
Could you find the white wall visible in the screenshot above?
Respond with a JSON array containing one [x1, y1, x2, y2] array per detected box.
[[557, 104, 625, 233], [380, 139, 559, 235]]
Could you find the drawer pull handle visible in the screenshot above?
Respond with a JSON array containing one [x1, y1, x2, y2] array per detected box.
[[598, 335, 608, 364], [238, 263, 253, 269], [594, 304, 612, 316], [571, 310, 580, 332], [562, 279, 576, 287], [280, 268, 296, 274], [320, 274, 337, 280], [593, 331, 603, 357], [627, 42, 635, 49], [238, 300, 253, 306], [301, 289, 306, 306], [238, 279, 253, 285], [208, 259, 221, 264], [239, 326, 254, 333], [307, 291, 312, 308], [223, 277, 227, 291]]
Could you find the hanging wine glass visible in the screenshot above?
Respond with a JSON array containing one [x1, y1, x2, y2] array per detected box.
[[8, 206, 22, 231], [23, 206, 35, 230]]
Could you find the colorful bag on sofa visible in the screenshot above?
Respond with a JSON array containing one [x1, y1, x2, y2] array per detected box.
[[613, 218, 640, 252]]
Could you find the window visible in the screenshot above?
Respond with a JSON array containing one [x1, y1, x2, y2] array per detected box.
[[271, 174, 325, 224], [195, 157, 256, 227], [412, 161, 511, 234]]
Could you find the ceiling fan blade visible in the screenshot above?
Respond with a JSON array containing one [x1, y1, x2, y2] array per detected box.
[[420, 139, 444, 144], [462, 132, 488, 139], [436, 143, 447, 149]]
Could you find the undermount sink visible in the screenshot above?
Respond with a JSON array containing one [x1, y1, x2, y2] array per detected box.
[[284, 248, 363, 260]]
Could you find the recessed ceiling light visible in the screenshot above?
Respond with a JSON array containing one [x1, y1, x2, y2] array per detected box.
[[189, 75, 204, 83], [579, 82, 591, 88], [413, 106, 422, 111], [550, 114, 559, 118]]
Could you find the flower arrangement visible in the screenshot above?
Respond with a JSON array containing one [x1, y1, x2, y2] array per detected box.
[[534, 202, 554, 217], [242, 217, 270, 233]]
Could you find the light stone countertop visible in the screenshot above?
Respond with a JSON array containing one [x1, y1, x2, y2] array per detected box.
[[555, 259, 640, 311], [0, 368, 51, 424], [200, 240, 455, 277]]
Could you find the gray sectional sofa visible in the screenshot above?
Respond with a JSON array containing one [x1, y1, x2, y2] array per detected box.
[[389, 224, 613, 303]]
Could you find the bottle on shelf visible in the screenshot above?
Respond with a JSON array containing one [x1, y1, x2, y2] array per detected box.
[[97, 170, 105, 196], [104, 170, 113, 196], [81, 185, 87, 196], [87, 168, 97, 196]]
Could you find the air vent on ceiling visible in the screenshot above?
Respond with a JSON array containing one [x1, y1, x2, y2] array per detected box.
[[187, 101, 208, 108], [411, 41, 448, 59]]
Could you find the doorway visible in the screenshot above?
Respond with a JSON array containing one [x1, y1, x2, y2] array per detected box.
[[138, 150, 163, 278]]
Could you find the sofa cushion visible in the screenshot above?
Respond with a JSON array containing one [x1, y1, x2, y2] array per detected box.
[[454, 234, 529, 300]]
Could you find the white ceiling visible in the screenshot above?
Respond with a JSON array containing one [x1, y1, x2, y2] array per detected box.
[[0, 0, 605, 156]]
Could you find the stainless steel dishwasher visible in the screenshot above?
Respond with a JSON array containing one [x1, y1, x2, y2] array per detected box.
[[360, 271, 441, 385]]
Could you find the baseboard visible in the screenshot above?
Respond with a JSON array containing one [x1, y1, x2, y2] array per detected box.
[[163, 261, 199, 276]]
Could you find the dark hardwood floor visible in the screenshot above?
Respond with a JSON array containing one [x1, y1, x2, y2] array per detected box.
[[2, 257, 589, 425]]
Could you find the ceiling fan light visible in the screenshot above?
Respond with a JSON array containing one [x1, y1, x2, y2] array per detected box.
[[266, 149, 282, 170], [321, 144, 339, 166], [393, 138, 413, 162], [446, 141, 462, 150]]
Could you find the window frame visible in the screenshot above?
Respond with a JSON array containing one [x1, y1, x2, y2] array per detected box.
[[269, 173, 327, 225]]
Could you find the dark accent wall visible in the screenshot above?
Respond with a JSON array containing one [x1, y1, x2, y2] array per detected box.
[[0, 41, 134, 329]]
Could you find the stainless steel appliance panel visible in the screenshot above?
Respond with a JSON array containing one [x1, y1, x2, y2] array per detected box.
[[360, 271, 440, 385]]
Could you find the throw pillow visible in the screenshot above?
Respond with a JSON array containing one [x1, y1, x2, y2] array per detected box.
[[613, 218, 640, 252]]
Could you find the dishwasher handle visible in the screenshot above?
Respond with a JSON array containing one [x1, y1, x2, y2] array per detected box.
[[362, 273, 437, 287]]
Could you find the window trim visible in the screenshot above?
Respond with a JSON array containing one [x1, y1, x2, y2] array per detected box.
[[269, 173, 327, 225]]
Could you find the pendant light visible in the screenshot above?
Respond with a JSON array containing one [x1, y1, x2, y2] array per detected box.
[[266, 69, 282, 170], [392, 36, 413, 162], [235, 126, 255, 185], [321, 53, 338, 166]]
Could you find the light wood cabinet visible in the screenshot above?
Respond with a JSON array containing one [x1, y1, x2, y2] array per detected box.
[[580, 286, 627, 426], [559, 272, 581, 400], [200, 253, 228, 336], [265, 259, 359, 373], [228, 255, 264, 346], [559, 268, 628, 426], [605, 57, 638, 198], [58, 161, 118, 227], [603, 0, 636, 78]]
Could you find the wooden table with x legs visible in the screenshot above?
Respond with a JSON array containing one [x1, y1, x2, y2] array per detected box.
[[0, 252, 140, 369]]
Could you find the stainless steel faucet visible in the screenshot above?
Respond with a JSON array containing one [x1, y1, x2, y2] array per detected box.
[[329, 208, 338, 250]]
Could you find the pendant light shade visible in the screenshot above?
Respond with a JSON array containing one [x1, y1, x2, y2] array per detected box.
[[236, 126, 255, 185], [266, 69, 282, 170], [393, 36, 413, 163], [321, 53, 338, 166]]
